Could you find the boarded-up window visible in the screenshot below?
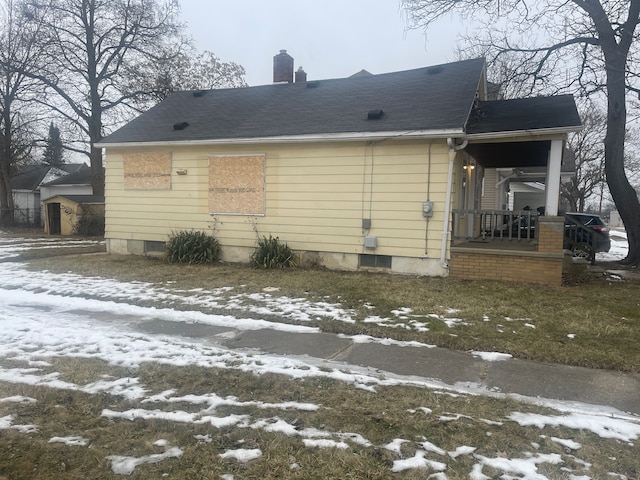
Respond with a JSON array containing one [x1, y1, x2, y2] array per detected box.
[[209, 155, 265, 215], [123, 152, 171, 190]]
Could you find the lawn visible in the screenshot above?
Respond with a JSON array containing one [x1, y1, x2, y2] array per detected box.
[[20, 249, 640, 373], [1, 232, 639, 479]]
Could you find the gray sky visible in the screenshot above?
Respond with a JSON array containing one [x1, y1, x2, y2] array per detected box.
[[178, 0, 463, 86]]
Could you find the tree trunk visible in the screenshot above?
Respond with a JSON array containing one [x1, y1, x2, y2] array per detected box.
[[0, 108, 15, 226], [0, 168, 14, 226], [90, 143, 104, 197], [604, 58, 640, 265]]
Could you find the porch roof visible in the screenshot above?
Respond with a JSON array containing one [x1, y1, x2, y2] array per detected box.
[[463, 95, 581, 169], [465, 95, 581, 135]]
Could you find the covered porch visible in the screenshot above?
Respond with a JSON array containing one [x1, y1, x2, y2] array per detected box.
[[447, 95, 579, 285]]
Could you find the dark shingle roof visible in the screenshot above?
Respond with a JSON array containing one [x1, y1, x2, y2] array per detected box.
[[42, 166, 93, 186], [99, 58, 486, 145], [466, 95, 581, 134], [11, 164, 86, 190]]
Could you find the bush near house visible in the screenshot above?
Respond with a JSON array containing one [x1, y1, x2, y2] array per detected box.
[[165, 230, 220, 265], [250, 235, 296, 269], [72, 214, 105, 236]]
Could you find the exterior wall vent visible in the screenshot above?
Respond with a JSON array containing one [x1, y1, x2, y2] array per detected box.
[[364, 235, 377, 249]]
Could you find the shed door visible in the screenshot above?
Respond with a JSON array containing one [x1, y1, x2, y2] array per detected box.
[[48, 203, 61, 235]]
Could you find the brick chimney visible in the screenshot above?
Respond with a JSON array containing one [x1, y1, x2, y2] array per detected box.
[[273, 50, 294, 83], [295, 66, 307, 83]]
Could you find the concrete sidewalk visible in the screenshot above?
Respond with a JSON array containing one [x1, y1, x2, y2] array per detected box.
[[223, 329, 640, 416], [135, 318, 640, 416]]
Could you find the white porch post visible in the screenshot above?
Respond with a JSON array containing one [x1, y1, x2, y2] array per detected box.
[[545, 139, 563, 216]]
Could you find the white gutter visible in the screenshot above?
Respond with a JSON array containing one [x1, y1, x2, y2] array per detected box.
[[441, 138, 468, 269], [96, 129, 464, 148], [465, 126, 581, 141]]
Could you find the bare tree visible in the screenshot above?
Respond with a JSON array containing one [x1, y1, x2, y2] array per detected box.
[[403, 0, 640, 265], [562, 106, 607, 213], [21, 0, 184, 197], [0, 0, 42, 226], [127, 48, 248, 106]]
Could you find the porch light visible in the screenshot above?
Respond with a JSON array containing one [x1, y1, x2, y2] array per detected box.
[[463, 161, 475, 170]]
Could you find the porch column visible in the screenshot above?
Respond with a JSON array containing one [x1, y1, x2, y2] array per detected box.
[[545, 139, 563, 216]]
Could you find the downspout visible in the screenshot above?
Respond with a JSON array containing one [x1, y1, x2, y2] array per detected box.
[[441, 137, 468, 268]]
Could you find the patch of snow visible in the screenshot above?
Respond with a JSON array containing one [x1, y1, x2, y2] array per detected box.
[[471, 351, 513, 362], [391, 450, 447, 472], [473, 452, 563, 480], [338, 334, 435, 348], [219, 448, 262, 462], [383, 438, 409, 454], [107, 446, 183, 475], [48, 436, 89, 446], [448, 446, 476, 458], [420, 440, 446, 456], [0, 396, 37, 404], [0, 414, 38, 434], [509, 412, 640, 442], [549, 436, 582, 450], [303, 438, 349, 449]]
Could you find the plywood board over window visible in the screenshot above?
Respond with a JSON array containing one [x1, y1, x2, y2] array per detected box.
[[209, 155, 265, 215], [123, 152, 171, 190]]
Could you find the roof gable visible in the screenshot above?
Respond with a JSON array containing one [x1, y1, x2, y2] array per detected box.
[[100, 58, 487, 145]]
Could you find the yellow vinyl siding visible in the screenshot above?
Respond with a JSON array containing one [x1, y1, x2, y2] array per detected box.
[[105, 140, 455, 259]]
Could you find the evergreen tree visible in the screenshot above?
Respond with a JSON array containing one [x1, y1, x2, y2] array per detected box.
[[42, 122, 64, 167]]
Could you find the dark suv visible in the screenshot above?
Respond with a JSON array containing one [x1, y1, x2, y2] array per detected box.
[[563, 212, 611, 259]]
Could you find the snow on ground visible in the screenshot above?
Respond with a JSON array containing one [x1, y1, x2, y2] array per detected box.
[[597, 229, 628, 262], [0, 232, 638, 478]]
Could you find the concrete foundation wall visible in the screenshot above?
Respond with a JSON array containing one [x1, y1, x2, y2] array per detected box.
[[106, 238, 448, 277]]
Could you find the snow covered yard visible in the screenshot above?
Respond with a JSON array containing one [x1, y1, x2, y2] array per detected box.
[[0, 231, 638, 479]]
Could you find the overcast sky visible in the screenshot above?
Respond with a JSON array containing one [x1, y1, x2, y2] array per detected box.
[[178, 0, 464, 86]]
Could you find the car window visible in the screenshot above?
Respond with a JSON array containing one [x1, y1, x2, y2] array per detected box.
[[566, 214, 604, 226]]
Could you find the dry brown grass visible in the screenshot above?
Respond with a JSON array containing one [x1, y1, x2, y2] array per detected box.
[[0, 361, 637, 479]]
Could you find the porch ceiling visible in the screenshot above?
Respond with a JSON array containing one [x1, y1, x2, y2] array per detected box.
[[464, 140, 550, 168]]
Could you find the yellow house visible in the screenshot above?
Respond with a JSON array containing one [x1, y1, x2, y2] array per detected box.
[[97, 55, 581, 285]]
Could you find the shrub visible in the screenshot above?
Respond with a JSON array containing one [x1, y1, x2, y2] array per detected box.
[[165, 230, 220, 264], [250, 235, 296, 269], [73, 214, 105, 236]]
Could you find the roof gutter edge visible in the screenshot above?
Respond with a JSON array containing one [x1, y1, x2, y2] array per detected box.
[[96, 129, 465, 148], [466, 125, 582, 141]]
